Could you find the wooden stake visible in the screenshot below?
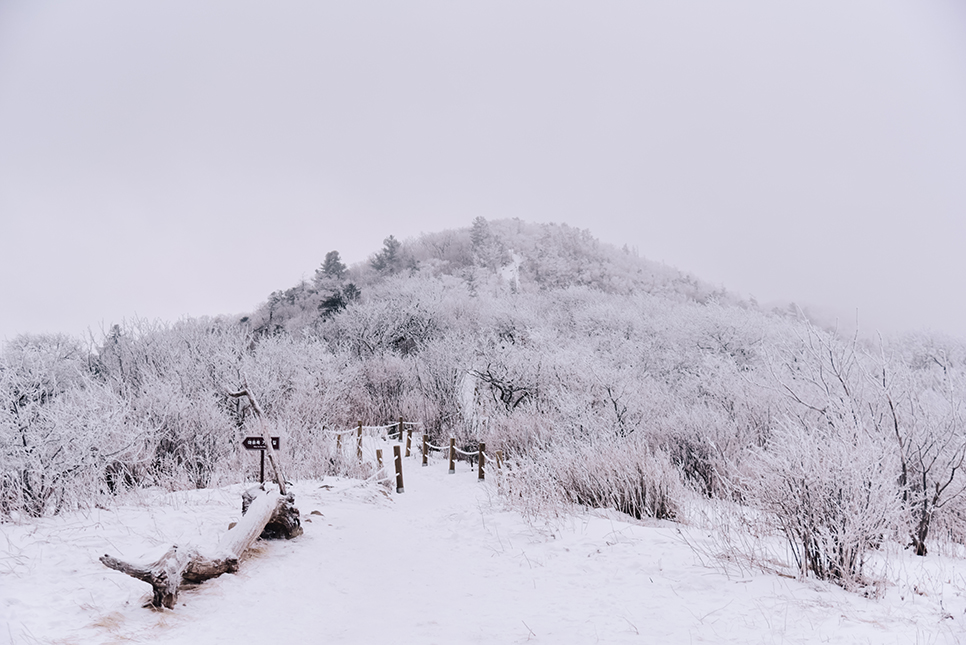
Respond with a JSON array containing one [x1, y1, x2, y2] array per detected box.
[[448, 437, 456, 474], [397, 417, 403, 443], [405, 427, 412, 457], [393, 445, 404, 493], [336, 433, 342, 454], [478, 441, 486, 481], [357, 421, 363, 461], [421, 433, 428, 467]]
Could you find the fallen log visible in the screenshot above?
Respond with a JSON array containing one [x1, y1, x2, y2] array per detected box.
[[100, 488, 283, 609], [242, 486, 303, 540]]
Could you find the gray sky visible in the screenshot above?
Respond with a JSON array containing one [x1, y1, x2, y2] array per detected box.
[[1, 0, 965, 342]]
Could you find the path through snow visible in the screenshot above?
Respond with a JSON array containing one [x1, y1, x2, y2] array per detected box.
[[2, 451, 965, 644]]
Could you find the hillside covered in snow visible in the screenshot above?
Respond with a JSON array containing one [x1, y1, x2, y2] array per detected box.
[[3, 219, 966, 641]]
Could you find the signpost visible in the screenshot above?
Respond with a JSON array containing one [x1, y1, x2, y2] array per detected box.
[[243, 436, 281, 483]]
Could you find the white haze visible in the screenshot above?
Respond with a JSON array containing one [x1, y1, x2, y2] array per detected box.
[[0, 0, 964, 341]]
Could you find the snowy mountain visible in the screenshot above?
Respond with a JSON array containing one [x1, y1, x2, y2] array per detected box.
[[3, 219, 966, 643]]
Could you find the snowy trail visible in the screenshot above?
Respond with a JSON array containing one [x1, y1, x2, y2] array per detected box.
[[2, 453, 964, 644]]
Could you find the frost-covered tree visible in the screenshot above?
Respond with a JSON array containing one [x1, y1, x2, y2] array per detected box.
[[0, 334, 118, 516], [319, 250, 347, 281], [371, 235, 403, 274], [873, 340, 966, 555], [744, 326, 903, 587]]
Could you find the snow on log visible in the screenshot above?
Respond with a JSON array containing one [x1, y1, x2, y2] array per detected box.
[[100, 489, 283, 609], [242, 486, 303, 540]]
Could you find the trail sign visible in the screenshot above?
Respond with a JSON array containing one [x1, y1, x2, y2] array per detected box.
[[243, 436, 280, 484], [243, 436, 280, 451]]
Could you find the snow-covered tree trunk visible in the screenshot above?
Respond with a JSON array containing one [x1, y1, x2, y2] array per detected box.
[[100, 488, 284, 609]]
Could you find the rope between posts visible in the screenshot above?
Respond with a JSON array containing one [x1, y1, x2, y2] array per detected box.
[[323, 424, 502, 483], [325, 422, 408, 438]]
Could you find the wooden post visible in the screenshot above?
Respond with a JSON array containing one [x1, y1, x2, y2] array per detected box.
[[376, 448, 383, 469], [336, 433, 342, 454], [397, 417, 403, 443], [405, 427, 412, 457], [448, 437, 456, 474], [357, 421, 363, 461], [496, 450, 504, 469], [421, 434, 428, 467], [478, 442, 486, 481], [393, 445, 404, 493]]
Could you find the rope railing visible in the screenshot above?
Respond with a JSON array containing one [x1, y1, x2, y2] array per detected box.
[[326, 421, 503, 489], [326, 419, 424, 437]]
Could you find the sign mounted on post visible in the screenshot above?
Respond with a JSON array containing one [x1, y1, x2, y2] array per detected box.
[[242, 436, 280, 484], [243, 436, 280, 451]]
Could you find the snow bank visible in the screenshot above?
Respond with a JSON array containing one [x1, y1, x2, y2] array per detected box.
[[2, 452, 964, 644]]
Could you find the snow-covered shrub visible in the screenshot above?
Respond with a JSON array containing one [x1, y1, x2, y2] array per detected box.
[[738, 327, 903, 588], [130, 376, 235, 489], [485, 410, 554, 458], [498, 451, 569, 523], [503, 432, 683, 522], [335, 355, 410, 426], [94, 320, 248, 489], [0, 335, 143, 517], [558, 436, 681, 520], [739, 416, 901, 588], [408, 337, 468, 440], [863, 335, 966, 555]]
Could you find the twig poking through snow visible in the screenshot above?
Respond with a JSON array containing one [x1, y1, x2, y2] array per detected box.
[[522, 620, 537, 640]]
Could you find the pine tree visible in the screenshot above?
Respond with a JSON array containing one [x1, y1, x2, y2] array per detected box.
[[315, 250, 346, 285], [371, 236, 402, 273]]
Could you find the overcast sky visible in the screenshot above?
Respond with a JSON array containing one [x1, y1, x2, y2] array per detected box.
[[1, 0, 965, 343]]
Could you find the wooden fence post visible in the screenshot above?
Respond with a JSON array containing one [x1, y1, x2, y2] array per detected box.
[[448, 438, 456, 474], [376, 448, 383, 469], [421, 434, 428, 467], [336, 433, 342, 455], [393, 445, 404, 493], [397, 417, 403, 443], [478, 442, 486, 481], [405, 426, 412, 457], [357, 421, 363, 461]]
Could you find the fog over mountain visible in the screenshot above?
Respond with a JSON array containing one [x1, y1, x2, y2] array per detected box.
[[1, 1, 965, 341]]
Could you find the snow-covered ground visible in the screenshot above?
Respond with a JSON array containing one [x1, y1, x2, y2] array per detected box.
[[2, 448, 965, 644]]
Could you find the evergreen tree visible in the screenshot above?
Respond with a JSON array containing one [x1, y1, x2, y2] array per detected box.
[[342, 283, 361, 302], [470, 216, 489, 250], [321, 250, 346, 280], [318, 291, 346, 318], [371, 235, 402, 273]]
